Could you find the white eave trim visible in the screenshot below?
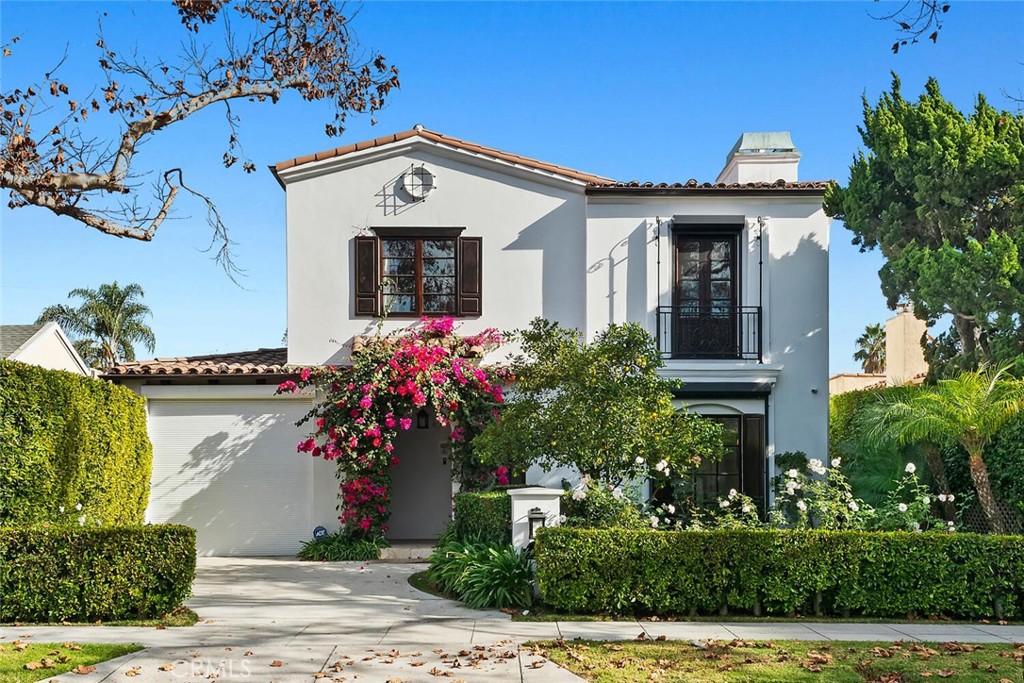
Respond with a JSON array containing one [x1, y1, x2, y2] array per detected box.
[[275, 137, 595, 192]]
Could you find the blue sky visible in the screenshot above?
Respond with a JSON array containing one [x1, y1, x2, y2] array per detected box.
[[2, 1, 1023, 373]]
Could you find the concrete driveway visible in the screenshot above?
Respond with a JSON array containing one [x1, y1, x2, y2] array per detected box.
[[3, 558, 573, 683]]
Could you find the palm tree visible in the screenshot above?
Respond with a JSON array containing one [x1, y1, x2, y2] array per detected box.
[[866, 366, 1024, 533], [36, 282, 156, 369], [853, 323, 886, 374]]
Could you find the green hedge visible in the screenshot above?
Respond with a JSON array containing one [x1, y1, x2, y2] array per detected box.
[[0, 360, 152, 526], [535, 528, 1024, 619], [0, 525, 196, 622], [452, 491, 511, 544]]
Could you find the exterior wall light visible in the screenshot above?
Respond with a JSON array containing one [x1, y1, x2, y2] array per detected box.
[[527, 507, 547, 539], [416, 408, 429, 429]]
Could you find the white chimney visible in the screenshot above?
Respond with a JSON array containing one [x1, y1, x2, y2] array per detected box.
[[716, 132, 801, 184]]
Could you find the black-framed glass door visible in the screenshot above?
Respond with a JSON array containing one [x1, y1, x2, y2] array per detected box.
[[673, 234, 739, 358]]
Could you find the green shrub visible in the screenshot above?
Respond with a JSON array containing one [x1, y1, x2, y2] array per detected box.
[[0, 360, 152, 526], [535, 527, 1024, 619], [562, 485, 647, 529], [0, 525, 196, 622], [427, 536, 532, 609], [297, 531, 388, 561], [452, 491, 511, 543]]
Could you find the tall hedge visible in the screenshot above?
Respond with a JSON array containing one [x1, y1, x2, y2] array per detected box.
[[0, 360, 152, 526], [0, 525, 196, 622], [536, 527, 1024, 619]]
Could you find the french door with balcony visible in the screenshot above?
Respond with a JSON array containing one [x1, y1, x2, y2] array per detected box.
[[672, 232, 739, 358]]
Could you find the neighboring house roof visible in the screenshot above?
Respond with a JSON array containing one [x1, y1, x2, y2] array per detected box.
[[273, 126, 832, 192], [273, 126, 614, 185], [105, 348, 288, 377], [0, 324, 44, 358], [1, 322, 93, 375], [587, 179, 831, 195]]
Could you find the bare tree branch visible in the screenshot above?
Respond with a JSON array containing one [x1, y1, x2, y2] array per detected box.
[[1, 0, 399, 273], [871, 0, 950, 53]]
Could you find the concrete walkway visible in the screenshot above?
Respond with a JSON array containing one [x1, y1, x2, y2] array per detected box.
[[4, 558, 1024, 682]]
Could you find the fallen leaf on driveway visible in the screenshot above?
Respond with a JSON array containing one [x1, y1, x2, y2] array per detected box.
[[386, 678, 409, 683], [410, 661, 426, 667], [73, 664, 97, 675], [125, 666, 142, 676], [244, 651, 254, 656], [158, 663, 175, 671], [270, 660, 284, 667]]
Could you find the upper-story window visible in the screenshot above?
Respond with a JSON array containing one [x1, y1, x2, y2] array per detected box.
[[353, 228, 482, 317]]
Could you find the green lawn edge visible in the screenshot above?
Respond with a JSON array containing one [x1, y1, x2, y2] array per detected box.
[[0, 606, 199, 628], [0, 642, 142, 683]]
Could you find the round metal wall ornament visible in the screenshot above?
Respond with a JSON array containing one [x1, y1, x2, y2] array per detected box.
[[400, 165, 435, 201]]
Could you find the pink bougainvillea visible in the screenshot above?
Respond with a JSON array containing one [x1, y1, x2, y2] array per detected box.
[[278, 317, 510, 537]]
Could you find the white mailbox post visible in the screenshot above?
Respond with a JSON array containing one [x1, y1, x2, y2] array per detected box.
[[507, 486, 563, 552]]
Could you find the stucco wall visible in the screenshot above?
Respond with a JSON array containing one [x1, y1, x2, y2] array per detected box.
[[12, 325, 89, 375], [283, 145, 587, 366]]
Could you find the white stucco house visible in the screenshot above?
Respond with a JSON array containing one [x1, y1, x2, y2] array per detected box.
[[106, 127, 830, 556], [1, 322, 93, 375]]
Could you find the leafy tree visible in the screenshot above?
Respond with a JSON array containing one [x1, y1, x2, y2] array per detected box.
[[473, 318, 724, 485], [37, 281, 155, 368], [825, 76, 1024, 375], [864, 366, 1024, 533], [1, 0, 398, 272], [853, 323, 886, 374]]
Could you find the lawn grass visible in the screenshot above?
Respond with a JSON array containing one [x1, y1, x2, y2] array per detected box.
[[541, 638, 1024, 683], [0, 641, 141, 683], [0, 606, 199, 628]]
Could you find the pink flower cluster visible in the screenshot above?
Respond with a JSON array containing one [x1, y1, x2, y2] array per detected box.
[[278, 316, 510, 536]]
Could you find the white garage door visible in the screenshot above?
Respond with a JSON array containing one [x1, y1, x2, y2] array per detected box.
[[147, 398, 314, 556]]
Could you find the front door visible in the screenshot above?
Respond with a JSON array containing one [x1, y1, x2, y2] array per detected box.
[[673, 233, 738, 358], [387, 419, 453, 540]]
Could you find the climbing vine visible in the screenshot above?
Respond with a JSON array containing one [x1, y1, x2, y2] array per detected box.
[[278, 317, 509, 537]]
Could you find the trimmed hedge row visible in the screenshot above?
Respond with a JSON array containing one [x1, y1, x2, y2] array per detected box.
[[452, 491, 511, 543], [0, 525, 196, 622], [0, 360, 152, 526], [535, 528, 1024, 619]]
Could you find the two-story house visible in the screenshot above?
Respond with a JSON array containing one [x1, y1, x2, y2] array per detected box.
[[106, 127, 829, 556]]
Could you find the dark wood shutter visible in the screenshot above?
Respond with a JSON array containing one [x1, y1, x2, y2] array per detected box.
[[741, 414, 765, 505], [354, 236, 380, 316], [457, 236, 482, 316]]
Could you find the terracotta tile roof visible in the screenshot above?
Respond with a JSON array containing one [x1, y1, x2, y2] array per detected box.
[[104, 348, 289, 377], [586, 179, 831, 193], [274, 127, 614, 185]]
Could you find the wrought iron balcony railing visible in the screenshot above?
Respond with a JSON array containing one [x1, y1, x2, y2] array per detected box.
[[655, 305, 762, 361]]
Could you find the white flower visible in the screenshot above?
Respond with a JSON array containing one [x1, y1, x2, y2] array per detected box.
[[571, 489, 586, 501], [75, 503, 83, 511], [922, 497, 931, 505], [635, 456, 645, 465], [785, 480, 800, 492], [938, 493, 947, 503], [796, 500, 807, 512], [947, 493, 955, 502], [650, 515, 659, 528], [742, 505, 752, 514], [666, 504, 676, 515], [898, 503, 908, 512], [77, 514, 86, 526], [831, 457, 842, 468], [728, 488, 738, 499], [911, 522, 921, 532], [787, 469, 799, 478], [719, 499, 730, 508], [581, 474, 592, 485], [58, 506, 65, 513], [612, 487, 623, 500], [557, 514, 567, 524], [947, 521, 956, 532], [655, 460, 668, 472], [905, 463, 917, 474], [808, 458, 823, 470], [664, 467, 671, 476], [849, 501, 859, 512]]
